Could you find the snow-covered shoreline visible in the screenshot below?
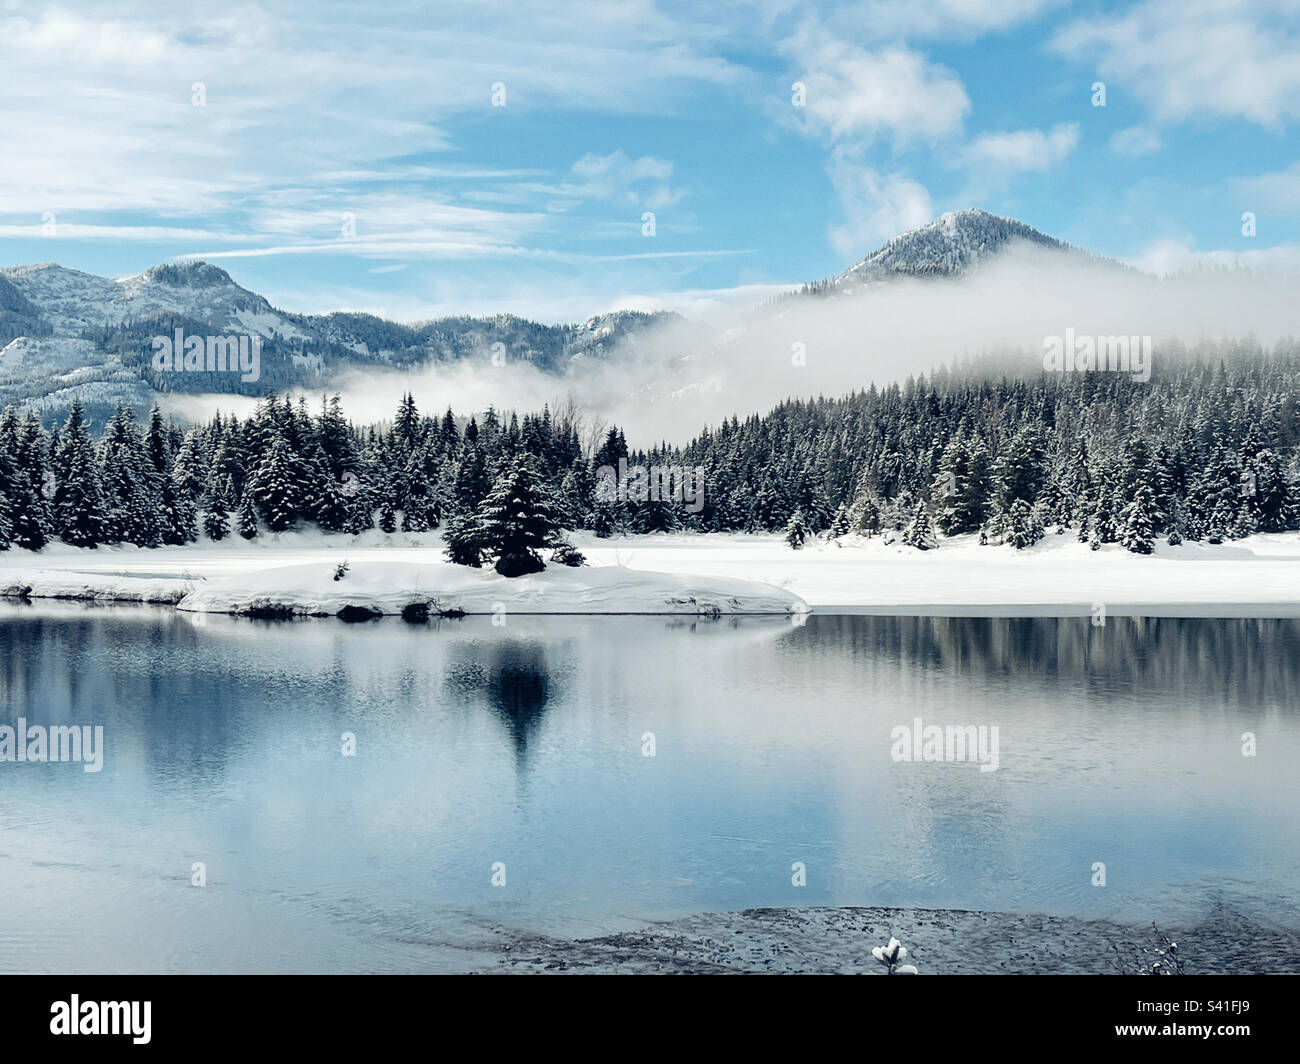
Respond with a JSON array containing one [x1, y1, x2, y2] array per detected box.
[[0, 527, 1297, 615], [0, 555, 805, 618], [175, 561, 804, 617]]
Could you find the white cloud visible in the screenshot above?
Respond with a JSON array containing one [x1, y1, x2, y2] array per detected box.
[[825, 0, 1063, 41], [826, 158, 934, 258], [1232, 161, 1300, 217], [567, 152, 684, 210], [1129, 238, 1300, 276], [1053, 0, 1300, 127], [0, 1, 738, 221], [786, 28, 970, 144], [963, 122, 1080, 172], [1109, 125, 1163, 157]]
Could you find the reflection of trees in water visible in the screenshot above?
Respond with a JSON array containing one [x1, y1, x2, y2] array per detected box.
[[809, 615, 1300, 708], [0, 609, 245, 776], [490, 653, 550, 765], [444, 642, 554, 772]]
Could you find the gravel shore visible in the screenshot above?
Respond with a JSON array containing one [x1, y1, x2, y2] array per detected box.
[[479, 904, 1300, 974]]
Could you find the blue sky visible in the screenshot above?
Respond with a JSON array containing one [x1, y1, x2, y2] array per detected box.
[[2, 0, 1298, 323]]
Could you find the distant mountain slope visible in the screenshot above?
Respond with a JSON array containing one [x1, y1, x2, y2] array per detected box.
[[0, 258, 690, 425], [0, 272, 52, 344]]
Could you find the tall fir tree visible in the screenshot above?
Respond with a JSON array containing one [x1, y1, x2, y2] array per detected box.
[[476, 457, 561, 576]]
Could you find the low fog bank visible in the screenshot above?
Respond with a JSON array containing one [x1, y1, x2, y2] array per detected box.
[[168, 245, 1300, 446]]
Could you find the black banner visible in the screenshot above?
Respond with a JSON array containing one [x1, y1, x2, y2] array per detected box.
[[0, 974, 1283, 1051]]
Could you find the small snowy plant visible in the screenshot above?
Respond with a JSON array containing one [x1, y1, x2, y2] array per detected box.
[[1110, 923, 1186, 975], [551, 540, 586, 567], [333, 560, 349, 582], [871, 937, 918, 975]]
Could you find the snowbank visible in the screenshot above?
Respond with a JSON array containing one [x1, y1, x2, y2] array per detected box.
[[0, 568, 192, 604], [174, 561, 805, 618]]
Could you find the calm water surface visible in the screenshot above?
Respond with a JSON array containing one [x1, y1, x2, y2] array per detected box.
[[1, 603, 1297, 972]]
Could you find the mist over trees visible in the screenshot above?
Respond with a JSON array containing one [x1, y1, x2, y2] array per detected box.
[[0, 340, 1297, 556]]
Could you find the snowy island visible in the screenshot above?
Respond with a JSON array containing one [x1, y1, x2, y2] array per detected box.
[[0, 556, 807, 619]]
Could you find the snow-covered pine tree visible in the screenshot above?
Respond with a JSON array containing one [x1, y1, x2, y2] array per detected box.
[[0, 481, 13, 549], [203, 493, 231, 541], [400, 450, 433, 532], [442, 511, 485, 567], [1004, 498, 1044, 550], [557, 466, 587, 529], [314, 471, 350, 533], [933, 435, 990, 535], [315, 396, 357, 485], [344, 481, 375, 535], [429, 458, 455, 529], [1087, 460, 1121, 545], [590, 501, 617, 538], [1198, 443, 1241, 545], [159, 474, 197, 545], [98, 404, 159, 546], [209, 424, 248, 503], [1246, 446, 1295, 532], [828, 504, 851, 539], [53, 400, 106, 548], [992, 428, 1046, 516], [401, 503, 430, 533], [0, 407, 50, 550], [476, 457, 561, 576], [0, 432, 19, 548], [784, 508, 809, 550], [902, 500, 937, 550], [454, 439, 490, 514], [249, 436, 299, 532], [236, 482, 259, 540], [855, 494, 882, 537], [753, 478, 789, 531], [1118, 482, 1157, 554]]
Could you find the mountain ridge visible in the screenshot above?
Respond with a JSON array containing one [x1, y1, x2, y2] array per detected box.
[[0, 209, 1120, 424]]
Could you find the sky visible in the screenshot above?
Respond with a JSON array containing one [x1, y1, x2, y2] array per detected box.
[[2, 0, 1299, 325]]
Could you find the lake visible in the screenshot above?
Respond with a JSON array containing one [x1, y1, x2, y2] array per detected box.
[[1, 603, 1297, 973]]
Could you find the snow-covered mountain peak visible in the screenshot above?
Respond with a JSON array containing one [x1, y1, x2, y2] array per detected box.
[[833, 208, 1068, 289], [0, 258, 296, 337], [120, 260, 241, 292]]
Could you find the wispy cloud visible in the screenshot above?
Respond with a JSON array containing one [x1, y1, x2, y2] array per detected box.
[[1053, 0, 1300, 128], [1109, 126, 1162, 158], [826, 157, 934, 258], [961, 123, 1080, 173]]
